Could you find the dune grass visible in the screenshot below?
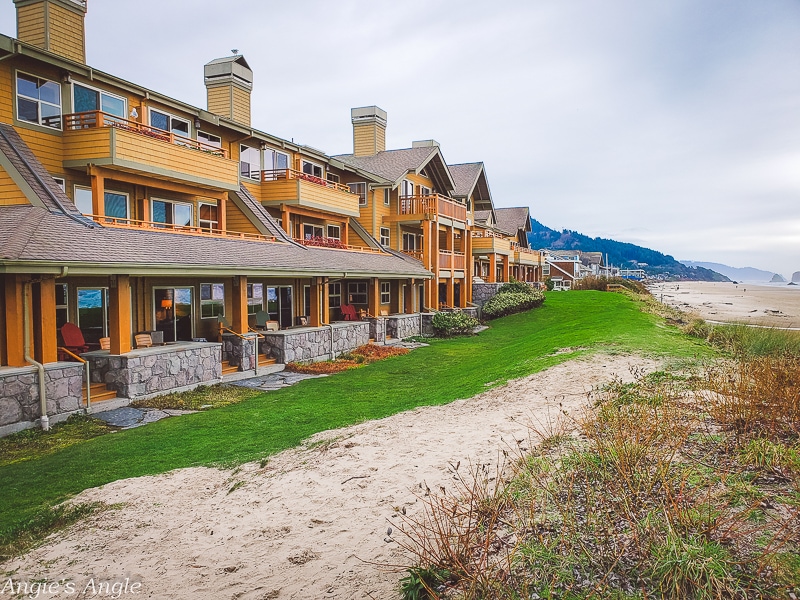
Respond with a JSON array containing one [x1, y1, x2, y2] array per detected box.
[[0, 291, 710, 551]]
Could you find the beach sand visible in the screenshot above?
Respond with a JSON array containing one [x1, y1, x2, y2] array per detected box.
[[3, 354, 658, 600], [649, 281, 800, 328]]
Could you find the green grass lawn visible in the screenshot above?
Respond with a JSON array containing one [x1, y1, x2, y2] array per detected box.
[[0, 291, 710, 540]]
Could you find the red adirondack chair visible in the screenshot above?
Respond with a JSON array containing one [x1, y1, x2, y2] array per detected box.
[[59, 322, 89, 360], [340, 304, 359, 321]]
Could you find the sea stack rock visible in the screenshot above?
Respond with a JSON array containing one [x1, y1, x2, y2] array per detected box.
[[770, 273, 787, 283], [792, 271, 800, 283]]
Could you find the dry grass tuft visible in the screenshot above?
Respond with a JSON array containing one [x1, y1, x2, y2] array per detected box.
[[285, 344, 410, 374]]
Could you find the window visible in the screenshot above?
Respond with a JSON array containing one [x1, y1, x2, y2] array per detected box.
[[73, 186, 128, 218], [53, 177, 65, 191], [303, 224, 323, 239], [380, 282, 390, 304], [402, 179, 415, 196], [247, 283, 264, 315], [543, 264, 551, 276], [303, 285, 311, 317], [73, 82, 125, 118], [77, 287, 109, 342], [16, 72, 61, 129], [197, 131, 221, 148], [263, 148, 289, 175], [199, 202, 219, 231], [419, 185, 431, 196], [327, 225, 340, 240], [55, 283, 68, 328], [150, 108, 190, 138], [326, 173, 340, 184], [329, 282, 341, 308], [200, 283, 225, 319], [152, 198, 192, 227], [383, 188, 390, 206], [380, 227, 390, 246], [240, 144, 260, 179], [348, 282, 367, 305], [402, 232, 417, 251], [348, 182, 367, 206], [301, 160, 323, 178]]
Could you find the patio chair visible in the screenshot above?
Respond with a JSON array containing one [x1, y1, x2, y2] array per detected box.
[[340, 304, 358, 321], [59, 322, 89, 360], [99, 337, 111, 350], [134, 333, 153, 348], [251, 310, 280, 332]]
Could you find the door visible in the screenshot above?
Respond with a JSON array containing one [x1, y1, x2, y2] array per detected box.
[[267, 286, 294, 329], [154, 287, 194, 342]]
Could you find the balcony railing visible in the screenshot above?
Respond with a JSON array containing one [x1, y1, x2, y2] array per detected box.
[[438, 250, 466, 270], [401, 249, 424, 262], [63, 111, 229, 158], [471, 229, 505, 238], [398, 194, 467, 222], [293, 237, 386, 254], [85, 214, 276, 242], [262, 169, 354, 194]]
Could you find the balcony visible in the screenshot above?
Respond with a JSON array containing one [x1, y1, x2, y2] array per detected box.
[[84, 214, 277, 242], [384, 194, 467, 224], [293, 236, 387, 254], [62, 112, 240, 191], [438, 250, 467, 271], [257, 169, 362, 217], [471, 230, 512, 255], [512, 243, 542, 266]]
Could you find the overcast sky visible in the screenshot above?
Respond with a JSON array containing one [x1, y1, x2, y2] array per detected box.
[[2, 1, 798, 276]]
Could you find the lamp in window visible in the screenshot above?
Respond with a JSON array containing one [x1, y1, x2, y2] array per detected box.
[[161, 298, 173, 310], [194, 117, 201, 131]]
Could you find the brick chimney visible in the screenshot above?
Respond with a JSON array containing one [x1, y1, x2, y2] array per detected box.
[[14, 0, 87, 64], [351, 106, 387, 156], [204, 54, 253, 126]]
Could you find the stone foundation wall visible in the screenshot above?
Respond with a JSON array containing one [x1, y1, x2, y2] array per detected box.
[[222, 333, 257, 371], [368, 318, 386, 343], [421, 313, 435, 336], [386, 314, 421, 339], [0, 363, 84, 434], [87, 343, 222, 399], [261, 322, 371, 363], [472, 283, 505, 309]]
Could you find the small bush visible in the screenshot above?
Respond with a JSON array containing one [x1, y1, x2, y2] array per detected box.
[[573, 275, 651, 295], [431, 311, 480, 337], [482, 281, 545, 319]]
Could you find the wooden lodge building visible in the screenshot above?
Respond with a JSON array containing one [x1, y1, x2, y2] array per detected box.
[[0, 0, 542, 434]]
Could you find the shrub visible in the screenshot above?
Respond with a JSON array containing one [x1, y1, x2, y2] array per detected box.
[[482, 281, 545, 320], [431, 311, 480, 337], [573, 275, 650, 295]]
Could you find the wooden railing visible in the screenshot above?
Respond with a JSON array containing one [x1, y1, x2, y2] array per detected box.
[[438, 250, 466, 270], [472, 229, 505, 238], [293, 237, 386, 254], [401, 249, 424, 261], [398, 194, 467, 222], [63, 111, 229, 158], [86, 214, 276, 242], [58, 347, 91, 409], [261, 169, 355, 194]]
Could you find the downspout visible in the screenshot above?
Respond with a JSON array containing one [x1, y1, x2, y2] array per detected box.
[[23, 282, 49, 431]]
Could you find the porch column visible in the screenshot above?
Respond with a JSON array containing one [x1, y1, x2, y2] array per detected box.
[[218, 192, 228, 232], [321, 278, 330, 325], [430, 221, 440, 308], [91, 170, 105, 217], [32, 279, 57, 364], [309, 278, 321, 327], [231, 276, 248, 333], [501, 255, 510, 283], [488, 254, 497, 283], [404, 279, 414, 314], [369, 277, 380, 317], [109, 275, 132, 355], [465, 229, 473, 305], [281, 205, 291, 236], [446, 276, 455, 308], [343, 221, 349, 246], [4, 274, 25, 367]]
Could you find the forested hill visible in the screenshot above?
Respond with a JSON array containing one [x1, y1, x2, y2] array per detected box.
[[528, 219, 729, 281]]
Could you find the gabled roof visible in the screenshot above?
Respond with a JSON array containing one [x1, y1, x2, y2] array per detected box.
[[448, 162, 493, 211], [205, 54, 252, 70], [494, 207, 532, 237], [332, 147, 455, 193]]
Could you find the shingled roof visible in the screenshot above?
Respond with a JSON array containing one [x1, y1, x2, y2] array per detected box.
[[448, 162, 493, 211], [332, 147, 455, 193], [494, 207, 532, 238]]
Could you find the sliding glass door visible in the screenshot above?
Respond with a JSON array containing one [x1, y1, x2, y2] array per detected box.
[[154, 287, 194, 342]]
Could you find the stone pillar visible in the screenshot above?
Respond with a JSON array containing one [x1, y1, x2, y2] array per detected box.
[[4, 274, 25, 367], [109, 275, 132, 355], [31, 279, 57, 364], [231, 276, 248, 333]]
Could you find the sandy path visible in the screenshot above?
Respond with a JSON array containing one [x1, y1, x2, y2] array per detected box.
[[4, 354, 658, 600], [650, 281, 800, 328]]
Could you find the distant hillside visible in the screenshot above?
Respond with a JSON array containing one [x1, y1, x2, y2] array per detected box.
[[528, 220, 728, 281], [680, 261, 776, 283]]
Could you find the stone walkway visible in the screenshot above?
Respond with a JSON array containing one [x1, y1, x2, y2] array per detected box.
[[93, 406, 198, 429], [228, 371, 326, 391]]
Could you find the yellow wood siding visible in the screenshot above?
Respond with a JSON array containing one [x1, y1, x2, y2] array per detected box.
[[63, 127, 111, 161], [242, 180, 262, 202], [261, 179, 361, 217], [18, 127, 63, 173], [353, 122, 385, 156], [231, 86, 250, 126], [16, 4, 46, 48], [224, 199, 260, 235], [0, 167, 29, 205], [207, 86, 230, 119], [0, 64, 15, 123], [472, 236, 512, 254], [47, 3, 85, 63]]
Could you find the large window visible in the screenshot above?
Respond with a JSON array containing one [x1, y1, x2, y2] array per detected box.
[[327, 225, 340, 240], [240, 144, 260, 179], [402, 179, 415, 196], [303, 224, 323, 239], [329, 283, 341, 309], [263, 148, 289, 174], [152, 199, 192, 227], [73, 186, 128, 218], [200, 283, 225, 319], [247, 283, 264, 315], [197, 131, 221, 148], [402, 232, 417, 251], [301, 160, 323, 178], [348, 282, 367, 305], [77, 287, 108, 343], [419, 185, 431, 196], [380, 227, 390, 246], [16, 72, 61, 129], [198, 202, 219, 231], [347, 182, 367, 206], [73, 82, 125, 118], [380, 282, 390, 305], [150, 108, 190, 138], [55, 283, 68, 328]]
